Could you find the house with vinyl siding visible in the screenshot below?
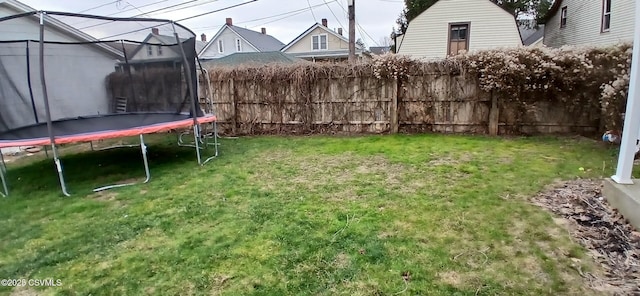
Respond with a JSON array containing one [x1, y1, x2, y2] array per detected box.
[[541, 0, 634, 48], [199, 18, 285, 60], [396, 0, 522, 60], [281, 18, 365, 62]]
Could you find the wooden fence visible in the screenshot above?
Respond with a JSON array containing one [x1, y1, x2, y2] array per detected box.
[[203, 70, 601, 136]]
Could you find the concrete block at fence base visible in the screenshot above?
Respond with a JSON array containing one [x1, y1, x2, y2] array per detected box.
[[602, 178, 640, 230]]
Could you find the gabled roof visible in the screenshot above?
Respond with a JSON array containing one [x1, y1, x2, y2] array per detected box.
[[200, 24, 285, 55], [202, 52, 304, 66], [128, 33, 206, 59], [281, 22, 364, 52], [230, 26, 285, 51], [539, 0, 563, 24], [0, 0, 123, 58]]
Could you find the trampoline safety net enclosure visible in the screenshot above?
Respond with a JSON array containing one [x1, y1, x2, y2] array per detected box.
[[0, 11, 218, 196]]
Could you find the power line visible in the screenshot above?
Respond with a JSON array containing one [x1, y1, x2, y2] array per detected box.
[[79, 0, 202, 30], [190, 0, 337, 31], [148, 0, 221, 15], [307, 0, 318, 23], [322, 0, 345, 29], [178, 0, 257, 22], [75, 0, 172, 29], [336, 0, 379, 46], [76, 0, 119, 14], [98, 0, 259, 40], [249, 8, 309, 28]]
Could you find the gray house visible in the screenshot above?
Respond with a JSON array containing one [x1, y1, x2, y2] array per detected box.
[[199, 18, 285, 60]]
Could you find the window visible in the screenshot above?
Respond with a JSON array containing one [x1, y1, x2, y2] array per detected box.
[[448, 23, 469, 56], [236, 39, 242, 52], [602, 0, 611, 32], [560, 6, 567, 28], [157, 45, 163, 56], [218, 40, 224, 53], [147, 45, 153, 56], [312, 34, 328, 50]]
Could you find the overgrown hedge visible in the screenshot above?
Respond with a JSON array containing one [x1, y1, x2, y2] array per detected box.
[[453, 43, 631, 130], [206, 44, 631, 131]]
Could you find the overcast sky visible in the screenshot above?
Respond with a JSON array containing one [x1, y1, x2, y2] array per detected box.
[[18, 0, 405, 48]]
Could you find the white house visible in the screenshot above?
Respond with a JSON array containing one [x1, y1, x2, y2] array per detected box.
[[125, 28, 206, 71], [199, 18, 285, 60], [541, 0, 635, 47], [0, 0, 124, 154], [281, 18, 365, 62], [396, 0, 522, 59]]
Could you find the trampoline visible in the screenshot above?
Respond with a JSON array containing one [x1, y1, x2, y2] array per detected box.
[[0, 10, 220, 196]]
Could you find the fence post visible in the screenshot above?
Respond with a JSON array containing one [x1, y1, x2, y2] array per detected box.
[[230, 79, 237, 135], [489, 91, 499, 136], [390, 79, 399, 133]]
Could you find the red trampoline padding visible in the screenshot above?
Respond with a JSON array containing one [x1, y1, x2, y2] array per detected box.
[[0, 115, 216, 148]]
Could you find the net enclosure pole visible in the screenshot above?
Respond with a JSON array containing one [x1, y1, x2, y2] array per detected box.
[[172, 22, 203, 165], [39, 11, 70, 196]]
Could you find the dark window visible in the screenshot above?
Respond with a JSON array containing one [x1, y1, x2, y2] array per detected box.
[[448, 23, 469, 56], [560, 6, 568, 28], [602, 0, 611, 32]]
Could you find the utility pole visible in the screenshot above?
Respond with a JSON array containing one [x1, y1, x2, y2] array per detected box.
[[348, 0, 356, 62]]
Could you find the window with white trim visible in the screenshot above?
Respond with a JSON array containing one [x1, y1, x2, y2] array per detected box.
[[157, 45, 163, 56], [218, 40, 224, 53], [560, 6, 567, 28], [147, 45, 153, 56], [236, 38, 242, 52], [602, 0, 611, 32], [312, 34, 328, 50]]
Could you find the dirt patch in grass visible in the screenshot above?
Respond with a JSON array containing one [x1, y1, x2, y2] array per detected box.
[[437, 271, 462, 286], [10, 286, 38, 296], [333, 252, 351, 269], [253, 151, 436, 200], [532, 180, 640, 295], [89, 191, 119, 202], [427, 153, 473, 166], [254, 151, 468, 201]]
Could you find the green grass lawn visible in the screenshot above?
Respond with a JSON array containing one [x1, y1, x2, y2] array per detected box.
[[0, 134, 623, 295]]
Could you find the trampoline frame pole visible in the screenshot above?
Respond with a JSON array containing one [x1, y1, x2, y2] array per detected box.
[[39, 11, 70, 197], [93, 134, 150, 192], [172, 22, 202, 165], [0, 153, 8, 197]]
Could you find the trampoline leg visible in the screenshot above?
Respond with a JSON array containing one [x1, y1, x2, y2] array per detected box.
[[140, 135, 151, 184], [90, 142, 94, 151], [0, 153, 8, 197], [201, 121, 219, 165], [93, 134, 150, 192], [193, 124, 203, 166], [52, 147, 71, 197], [44, 145, 49, 158]]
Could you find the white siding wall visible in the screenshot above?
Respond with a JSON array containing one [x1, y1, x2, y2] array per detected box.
[[0, 4, 117, 130], [200, 27, 257, 59], [544, 0, 634, 47], [397, 0, 522, 60]]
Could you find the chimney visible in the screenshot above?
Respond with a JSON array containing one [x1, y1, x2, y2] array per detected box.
[[321, 18, 328, 27], [338, 28, 343, 36], [151, 28, 159, 35], [261, 28, 267, 35], [201, 33, 207, 42], [226, 18, 233, 26]]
